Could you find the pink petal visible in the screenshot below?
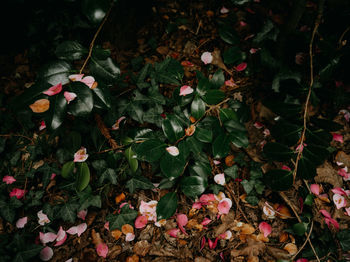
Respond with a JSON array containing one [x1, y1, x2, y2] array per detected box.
[[66, 226, 78, 235], [250, 48, 259, 54], [112, 116, 126, 130], [167, 228, 180, 238], [39, 120, 46, 131], [331, 187, 347, 196], [214, 173, 225, 186], [104, 221, 109, 231], [281, 165, 291, 171], [220, 252, 225, 260], [40, 246, 53, 261], [192, 202, 202, 209], [50, 173, 56, 180], [200, 237, 206, 251], [220, 6, 229, 14], [69, 74, 84, 81], [43, 83, 62, 96], [73, 147, 88, 162], [333, 194, 346, 209], [179, 85, 194, 96], [37, 210, 50, 225], [320, 209, 331, 218], [263, 128, 270, 137], [235, 62, 247, 72], [345, 207, 350, 216], [77, 223, 87, 236], [135, 215, 148, 229], [77, 209, 87, 220], [96, 243, 108, 258], [201, 218, 212, 226], [3, 175, 16, 184], [64, 91, 77, 104], [81, 76, 95, 89], [332, 133, 344, 143], [296, 143, 306, 153], [310, 184, 320, 196], [213, 160, 221, 165], [166, 146, 180, 156], [253, 121, 264, 129], [199, 194, 216, 205], [9, 188, 26, 199], [239, 21, 247, 27], [263, 203, 275, 219], [201, 52, 213, 64], [177, 214, 188, 235], [40, 232, 57, 244], [259, 222, 272, 238], [55, 226, 67, 246], [16, 217, 28, 228], [296, 259, 308, 262], [125, 232, 135, 242], [219, 230, 232, 240], [208, 237, 218, 249], [218, 198, 232, 215], [325, 217, 339, 230]]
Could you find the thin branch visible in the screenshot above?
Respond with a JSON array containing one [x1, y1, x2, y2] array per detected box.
[[291, 221, 314, 260], [338, 26, 350, 49]]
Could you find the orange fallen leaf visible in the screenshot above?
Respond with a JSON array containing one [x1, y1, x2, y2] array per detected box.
[[225, 155, 235, 167], [115, 193, 126, 204], [126, 254, 139, 262], [91, 81, 98, 89], [247, 256, 259, 262], [256, 233, 269, 242], [178, 239, 188, 246], [29, 99, 50, 113], [284, 243, 297, 255], [279, 232, 289, 243], [240, 223, 255, 235], [206, 10, 214, 17], [121, 224, 134, 235], [111, 229, 122, 240], [185, 125, 196, 136]]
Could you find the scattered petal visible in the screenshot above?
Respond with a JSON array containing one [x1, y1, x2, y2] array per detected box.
[[9, 188, 26, 199], [29, 99, 50, 113], [185, 125, 196, 136], [333, 194, 346, 209], [81, 76, 95, 89], [125, 232, 135, 241], [200, 237, 206, 251], [332, 133, 344, 143], [39, 120, 46, 131], [179, 85, 194, 96], [239, 21, 247, 27], [192, 202, 202, 209], [331, 187, 347, 196], [177, 214, 188, 235], [69, 74, 84, 81], [296, 259, 308, 262], [259, 222, 272, 238], [295, 143, 306, 153], [77, 209, 87, 220], [135, 215, 148, 229], [263, 203, 276, 219], [38, 210, 50, 225], [339, 109, 350, 122], [201, 52, 213, 64], [253, 121, 264, 129], [295, 53, 306, 65], [50, 173, 56, 180], [213, 160, 221, 165], [310, 184, 320, 196], [3, 175, 16, 184], [111, 229, 122, 240], [218, 198, 232, 215], [16, 217, 28, 228], [139, 200, 158, 222], [199, 194, 216, 205], [208, 238, 218, 249], [64, 91, 77, 104], [225, 78, 236, 87], [181, 61, 194, 67], [219, 230, 232, 240], [201, 218, 212, 226], [74, 147, 88, 162], [166, 146, 180, 156], [250, 48, 259, 54], [112, 116, 126, 130], [338, 167, 350, 181], [40, 232, 57, 244], [281, 165, 291, 171], [167, 228, 180, 238], [263, 128, 270, 137], [55, 226, 67, 246], [345, 207, 350, 216], [96, 243, 108, 258], [40, 246, 53, 261], [220, 6, 229, 14], [67, 223, 87, 237], [235, 62, 247, 72], [43, 83, 62, 96], [104, 221, 109, 231], [214, 173, 226, 186]]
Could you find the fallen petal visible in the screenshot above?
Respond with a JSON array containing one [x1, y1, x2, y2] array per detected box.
[[332, 133, 344, 143], [166, 146, 180, 156], [96, 243, 108, 258], [40, 246, 53, 261], [77, 209, 88, 220], [235, 62, 247, 72], [201, 217, 212, 226], [135, 215, 148, 229], [179, 85, 194, 96], [37, 210, 50, 225], [218, 198, 232, 215], [39, 120, 46, 131], [320, 209, 331, 218], [43, 83, 62, 96], [220, 6, 229, 14], [333, 194, 346, 209], [40, 232, 57, 244], [310, 184, 320, 196], [69, 74, 84, 81], [74, 147, 88, 162], [125, 232, 135, 241], [55, 226, 67, 246], [3, 175, 16, 184], [214, 173, 226, 186], [200, 237, 206, 251], [16, 217, 28, 228], [167, 228, 180, 238], [259, 222, 272, 238], [81, 76, 95, 89], [77, 223, 87, 236], [64, 91, 77, 104], [201, 52, 213, 64], [177, 214, 188, 235]]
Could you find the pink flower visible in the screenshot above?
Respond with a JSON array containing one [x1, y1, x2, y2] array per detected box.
[[39, 120, 46, 131], [66, 223, 87, 237], [253, 121, 264, 129], [3, 175, 16, 184], [333, 194, 346, 209], [177, 213, 188, 235], [179, 85, 194, 96], [192, 202, 202, 209], [43, 83, 62, 96], [40, 232, 57, 244], [201, 218, 212, 226], [218, 198, 232, 215], [235, 62, 247, 72], [220, 6, 229, 14], [55, 226, 67, 246], [310, 184, 320, 196], [259, 222, 272, 237], [40, 246, 53, 261], [320, 210, 339, 230], [73, 147, 88, 162], [201, 52, 213, 64], [96, 243, 108, 258], [112, 116, 126, 130], [332, 133, 343, 143], [224, 78, 236, 87], [9, 188, 26, 199], [166, 146, 180, 156], [38, 210, 50, 225], [16, 217, 28, 228], [167, 228, 180, 238], [125, 233, 135, 242], [64, 91, 77, 104], [214, 173, 225, 186], [135, 215, 148, 229], [77, 209, 87, 220]]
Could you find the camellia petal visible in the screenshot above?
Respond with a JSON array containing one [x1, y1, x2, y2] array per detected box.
[[112, 116, 126, 130], [9, 188, 26, 199], [199, 194, 216, 205], [29, 99, 50, 113], [38, 210, 50, 225], [201, 52, 213, 64], [263, 203, 276, 219], [333, 194, 346, 209], [96, 243, 108, 258], [40, 232, 57, 244], [253, 121, 264, 129], [177, 214, 188, 235], [39, 120, 46, 131], [16, 217, 28, 228], [259, 222, 272, 238], [166, 146, 180, 156], [3, 175, 16, 184], [192, 202, 202, 209], [220, 6, 229, 14], [345, 207, 350, 216], [200, 237, 206, 251], [320, 209, 331, 218], [201, 217, 212, 226], [332, 133, 343, 143], [64, 91, 77, 104], [331, 187, 347, 196], [179, 85, 194, 96], [77, 223, 87, 236], [69, 74, 84, 81], [296, 259, 308, 262], [77, 209, 88, 220], [185, 125, 196, 136], [214, 173, 225, 186], [218, 198, 232, 215], [125, 232, 135, 242], [55, 226, 67, 246], [310, 184, 320, 196], [40, 246, 53, 261], [168, 228, 180, 238], [135, 215, 148, 229], [235, 62, 247, 72], [43, 83, 62, 96], [74, 147, 88, 162], [81, 76, 95, 89]]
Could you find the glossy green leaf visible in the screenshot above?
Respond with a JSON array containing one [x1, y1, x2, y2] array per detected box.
[[293, 222, 308, 236], [61, 161, 75, 179], [59, 202, 78, 223], [224, 120, 246, 133], [219, 26, 240, 45], [202, 90, 225, 105], [304, 194, 314, 206], [303, 145, 329, 166], [46, 93, 67, 130], [180, 176, 208, 198], [306, 128, 332, 147], [310, 117, 342, 132], [76, 162, 90, 192], [127, 103, 144, 123], [189, 162, 211, 180], [219, 108, 239, 122], [191, 96, 206, 120], [195, 127, 213, 143], [230, 131, 249, 148], [159, 177, 177, 189], [264, 169, 293, 191], [89, 57, 120, 82], [337, 229, 350, 251], [263, 101, 301, 119], [99, 168, 117, 185], [156, 192, 178, 220], [55, 41, 87, 60], [210, 69, 225, 88], [160, 152, 186, 178], [223, 46, 246, 65], [126, 176, 154, 193], [81, 0, 109, 24], [137, 63, 152, 86], [37, 60, 71, 85], [212, 133, 230, 158], [296, 157, 316, 179], [125, 147, 138, 173], [91, 86, 111, 109], [133, 139, 166, 162], [161, 115, 184, 143], [14, 245, 43, 262], [271, 121, 301, 146], [107, 205, 138, 230], [263, 142, 294, 161], [68, 82, 94, 116]]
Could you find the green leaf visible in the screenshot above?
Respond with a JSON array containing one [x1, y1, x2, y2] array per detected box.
[[210, 69, 225, 88], [271, 121, 301, 146], [16, 245, 43, 261], [0, 200, 15, 222], [337, 229, 350, 251], [126, 176, 154, 193], [212, 133, 230, 158], [125, 147, 138, 173], [76, 162, 90, 192], [46, 93, 67, 130], [310, 117, 342, 132], [89, 57, 120, 82], [191, 96, 206, 120], [223, 46, 246, 65], [127, 103, 144, 123], [186, 136, 204, 154], [263, 142, 294, 161], [91, 86, 111, 109], [160, 152, 186, 178], [61, 161, 75, 179], [161, 115, 184, 143], [224, 165, 238, 179], [137, 63, 152, 87], [133, 139, 166, 162], [303, 145, 329, 166], [230, 131, 249, 148], [180, 176, 208, 198], [304, 194, 314, 206], [272, 71, 301, 93], [241, 179, 254, 194], [264, 169, 293, 191], [99, 168, 117, 185], [219, 26, 240, 45], [159, 177, 177, 189], [190, 162, 211, 180], [224, 120, 246, 133], [60, 202, 78, 223], [68, 82, 94, 116], [55, 41, 86, 60], [156, 192, 178, 220], [296, 157, 316, 179], [81, 0, 109, 24], [195, 127, 213, 143], [107, 205, 138, 230], [263, 101, 301, 119], [219, 108, 238, 122], [293, 222, 308, 236], [37, 60, 71, 85], [202, 90, 225, 105]]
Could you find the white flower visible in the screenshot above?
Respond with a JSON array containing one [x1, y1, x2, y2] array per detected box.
[[201, 52, 213, 64]]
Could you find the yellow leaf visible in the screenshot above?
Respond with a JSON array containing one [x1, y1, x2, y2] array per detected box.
[[29, 99, 50, 113]]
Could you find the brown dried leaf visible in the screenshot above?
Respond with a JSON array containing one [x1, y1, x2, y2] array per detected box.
[[33, 160, 44, 169], [111, 229, 122, 240], [266, 246, 291, 260], [133, 240, 152, 257], [335, 151, 350, 167], [29, 99, 50, 113], [156, 46, 169, 55], [126, 254, 139, 262], [211, 49, 230, 73], [315, 162, 343, 188], [231, 237, 265, 259], [121, 224, 134, 234], [283, 243, 297, 255]]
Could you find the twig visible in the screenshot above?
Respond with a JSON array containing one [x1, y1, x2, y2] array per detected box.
[[95, 114, 120, 150], [225, 183, 249, 223], [291, 221, 314, 260], [79, 3, 114, 74], [338, 26, 350, 49], [292, 0, 325, 183]]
